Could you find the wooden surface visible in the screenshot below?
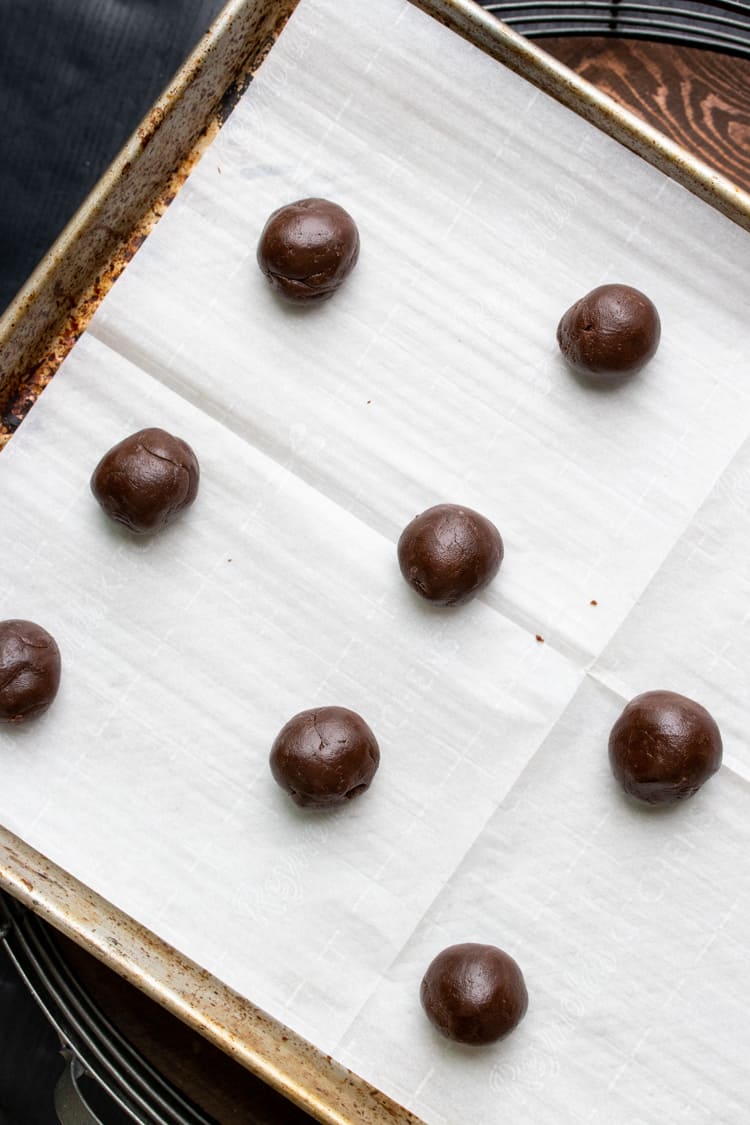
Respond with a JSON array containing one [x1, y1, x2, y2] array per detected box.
[[542, 38, 750, 193]]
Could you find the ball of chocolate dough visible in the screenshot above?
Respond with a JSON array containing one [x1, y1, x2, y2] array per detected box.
[[91, 427, 199, 535], [556, 283, 661, 378], [257, 198, 360, 303], [421, 943, 528, 1046], [609, 690, 722, 806], [0, 620, 61, 724], [270, 706, 380, 808], [397, 504, 503, 606]]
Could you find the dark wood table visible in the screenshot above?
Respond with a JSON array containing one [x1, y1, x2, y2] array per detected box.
[[543, 38, 750, 192]]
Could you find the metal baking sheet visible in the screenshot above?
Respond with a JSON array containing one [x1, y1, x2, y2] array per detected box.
[[2, 2, 750, 1123]]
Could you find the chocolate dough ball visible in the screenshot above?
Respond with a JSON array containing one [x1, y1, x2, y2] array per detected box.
[[557, 284, 660, 378], [609, 690, 722, 805], [421, 943, 528, 1046], [91, 428, 199, 534], [270, 706, 379, 808], [0, 620, 61, 724], [257, 198, 360, 303], [397, 504, 503, 606]]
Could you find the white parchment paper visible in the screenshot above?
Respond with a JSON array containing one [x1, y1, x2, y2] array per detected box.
[[2, 1, 750, 1121], [0, 334, 579, 1051], [339, 678, 750, 1124]]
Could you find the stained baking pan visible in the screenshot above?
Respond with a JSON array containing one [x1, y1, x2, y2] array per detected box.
[[2, 2, 750, 1124]]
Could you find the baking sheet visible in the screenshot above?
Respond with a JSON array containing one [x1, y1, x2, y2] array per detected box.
[[1, 0, 750, 1121]]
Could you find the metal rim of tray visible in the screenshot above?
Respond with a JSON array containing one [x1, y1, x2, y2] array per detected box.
[[2, 1, 750, 1124]]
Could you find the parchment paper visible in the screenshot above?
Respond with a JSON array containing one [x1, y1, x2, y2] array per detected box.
[[2, 1, 749, 1121]]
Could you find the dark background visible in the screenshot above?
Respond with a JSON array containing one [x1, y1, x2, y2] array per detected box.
[[0, 952, 61, 1125], [0, 0, 225, 316]]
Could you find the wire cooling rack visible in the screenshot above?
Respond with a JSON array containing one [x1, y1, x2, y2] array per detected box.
[[477, 0, 750, 56]]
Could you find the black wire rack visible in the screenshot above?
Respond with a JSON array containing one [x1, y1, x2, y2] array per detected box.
[[1, 891, 216, 1125], [477, 0, 750, 57]]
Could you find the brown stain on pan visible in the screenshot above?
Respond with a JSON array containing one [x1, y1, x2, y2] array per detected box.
[[0, 230, 146, 450], [0, 177, 178, 451]]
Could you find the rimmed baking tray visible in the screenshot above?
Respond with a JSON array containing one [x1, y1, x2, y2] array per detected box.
[[2, 3, 750, 1123]]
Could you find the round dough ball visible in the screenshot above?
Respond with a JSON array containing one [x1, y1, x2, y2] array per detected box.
[[557, 283, 660, 378], [608, 690, 722, 805], [257, 198, 360, 303], [91, 427, 199, 534], [420, 943, 528, 1045], [0, 619, 61, 724], [270, 706, 379, 808], [397, 504, 503, 606]]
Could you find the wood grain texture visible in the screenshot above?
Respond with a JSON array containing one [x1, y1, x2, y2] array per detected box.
[[542, 38, 750, 192]]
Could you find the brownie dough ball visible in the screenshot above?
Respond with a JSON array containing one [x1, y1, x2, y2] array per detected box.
[[557, 284, 660, 378], [0, 620, 61, 724], [270, 706, 379, 808], [609, 690, 722, 805], [397, 504, 503, 606], [91, 428, 199, 534], [257, 198, 359, 303], [421, 943, 528, 1046]]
